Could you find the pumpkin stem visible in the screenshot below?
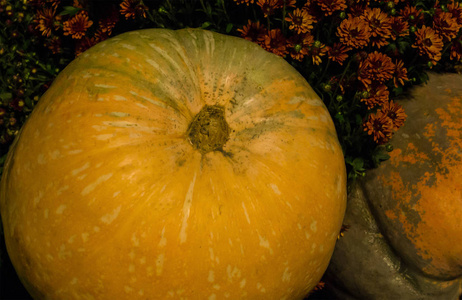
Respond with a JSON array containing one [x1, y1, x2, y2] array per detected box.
[[187, 105, 230, 154]]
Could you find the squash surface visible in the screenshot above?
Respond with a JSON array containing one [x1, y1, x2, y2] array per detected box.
[[0, 29, 346, 299], [325, 73, 462, 299]]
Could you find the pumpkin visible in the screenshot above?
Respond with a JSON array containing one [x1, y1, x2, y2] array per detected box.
[[0, 28, 347, 299], [325, 73, 462, 299]]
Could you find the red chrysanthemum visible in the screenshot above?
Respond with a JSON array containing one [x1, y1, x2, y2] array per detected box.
[[285, 8, 314, 34], [361, 7, 392, 48], [364, 111, 394, 144], [433, 11, 461, 42], [327, 43, 350, 65], [262, 29, 288, 57], [379, 100, 407, 131], [238, 20, 266, 45]]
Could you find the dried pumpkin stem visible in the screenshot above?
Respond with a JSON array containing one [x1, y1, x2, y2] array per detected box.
[[187, 105, 230, 154]]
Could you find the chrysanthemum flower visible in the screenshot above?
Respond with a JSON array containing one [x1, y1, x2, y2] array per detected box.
[[44, 35, 62, 54], [450, 35, 462, 61], [412, 25, 444, 65], [75, 36, 98, 56], [360, 83, 390, 109], [400, 5, 424, 26], [379, 100, 406, 131], [257, 0, 281, 18], [120, 0, 148, 19], [63, 10, 93, 39], [285, 8, 314, 34], [233, 0, 255, 5], [262, 29, 288, 57], [308, 41, 328, 65], [364, 111, 394, 145], [97, 8, 119, 37], [238, 20, 266, 45], [392, 59, 409, 88], [315, 0, 347, 16], [447, 1, 462, 26], [390, 16, 409, 39], [361, 7, 392, 48], [287, 33, 314, 61], [327, 43, 350, 65], [337, 16, 371, 49], [433, 11, 461, 42], [35, 6, 62, 37], [358, 51, 395, 86]]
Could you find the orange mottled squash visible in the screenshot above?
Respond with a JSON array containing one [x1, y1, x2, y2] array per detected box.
[[325, 73, 462, 299], [0, 28, 346, 299]]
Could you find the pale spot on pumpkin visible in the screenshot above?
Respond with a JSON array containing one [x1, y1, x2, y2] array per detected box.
[[81, 233, 89, 242], [258, 235, 273, 254], [70, 278, 78, 285], [226, 265, 242, 281], [100, 205, 121, 224], [113, 95, 127, 101], [68, 235, 76, 244], [136, 103, 148, 109], [241, 202, 251, 224], [208, 270, 215, 282], [139, 257, 146, 264], [305, 231, 311, 240], [156, 253, 165, 276], [93, 226, 100, 232], [94, 83, 117, 89], [208, 294, 217, 300], [113, 191, 121, 198], [46, 254, 54, 261], [138, 290, 144, 296], [281, 268, 292, 284], [124, 286, 133, 293], [33, 190, 44, 205], [71, 162, 90, 176], [158, 226, 167, 247], [81, 173, 113, 196], [91, 125, 107, 132], [129, 264, 135, 273], [179, 172, 196, 243], [95, 134, 114, 141], [213, 284, 220, 290], [54, 185, 68, 197], [68, 149, 83, 155], [256, 282, 266, 293], [109, 112, 130, 118], [44, 209, 49, 219], [37, 153, 46, 165], [131, 233, 140, 247], [236, 279, 245, 290], [269, 183, 281, 195], [56, 204, 66, 214], [310, 220, 318, 232]]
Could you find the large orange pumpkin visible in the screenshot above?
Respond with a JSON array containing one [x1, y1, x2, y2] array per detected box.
[[0, 29, 346, 299], [325, 73, 462, 299]]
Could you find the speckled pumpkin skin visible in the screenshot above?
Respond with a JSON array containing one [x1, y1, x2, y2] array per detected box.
[[326, 73, 462, 299], [0, 29, 346, 299]]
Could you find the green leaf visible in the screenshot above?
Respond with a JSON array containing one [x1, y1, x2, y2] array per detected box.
[[59, 6, 81, 16], [201, 21, 212, 29], [0, 92, 12, 101], [226, 23, 233, 33]]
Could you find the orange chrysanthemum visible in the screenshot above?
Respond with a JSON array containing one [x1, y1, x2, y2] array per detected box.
[[360, 83, 390, 109], [288, 33, 314, 61], [308, 41, 328, 65], [327, 43, 350, 65], [400, 5, 424, 26], [257, 0, 281, 18], [97, 9, 119, 37], [448, 0, 462, 26], [337, 16, 371, 49], [238, 20, 266, 45], [379, 100, 407, 131], [393, 59, 409, 88], [44, 35, 62, 54], [315, 0, 347, 16], [361, 7, 392, 48], [390, 16, 409, 39], [233, 0, 255, 5], [358, 51, 395, 86], [120, 0, 148, 19], [34, 6, 62, 37], [364, 111, 393, 144], [285, 8, 314, 34], [62, 10, 93, 39], [75, 36, 98, 56], [262, 29, 288, 57], [450, 35, 462, 61], [412, 25, 444, 65], [433, 11, 461, 42]]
